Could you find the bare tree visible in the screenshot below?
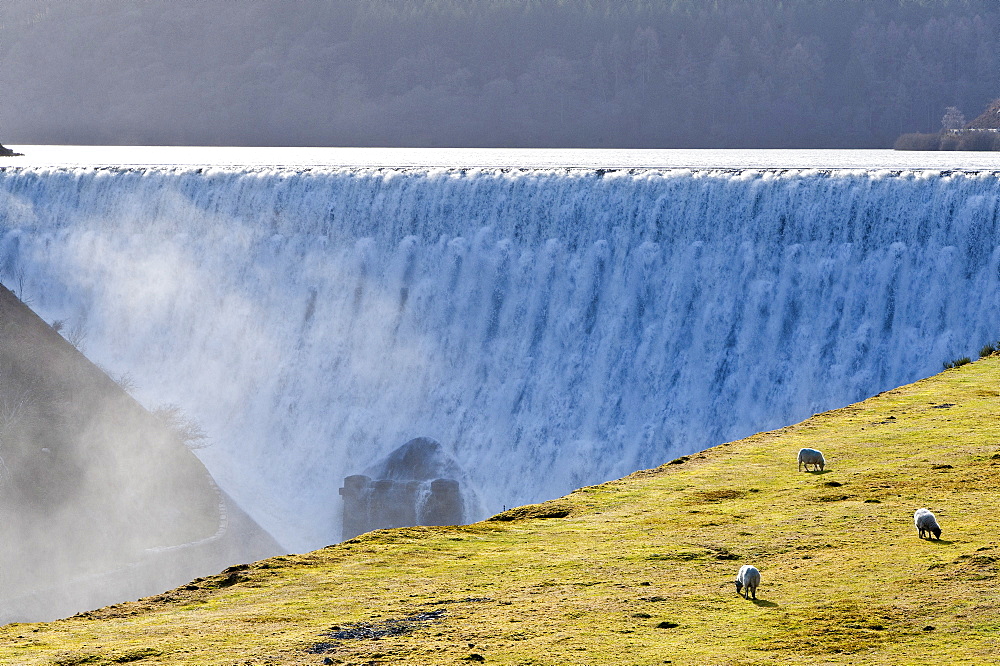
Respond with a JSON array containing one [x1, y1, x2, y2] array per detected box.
[[65, 320, 88, 352], [151, 404, 209, 449], [112, 371, 138, 396], [10, 268, 32, 305], [941, 106, 966, 131], [0, 384, 34, 488]]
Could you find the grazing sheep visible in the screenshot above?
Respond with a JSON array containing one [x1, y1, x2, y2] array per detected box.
[[734, 564, 760, 600], [797, 447, 825, 472], [914, 508, 941, 540]]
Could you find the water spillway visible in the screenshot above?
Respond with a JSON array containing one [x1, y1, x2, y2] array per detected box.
[[1, 165, 998, 552]]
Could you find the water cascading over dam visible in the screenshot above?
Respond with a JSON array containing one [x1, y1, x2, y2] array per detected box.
[[1, 166, 998, 552]]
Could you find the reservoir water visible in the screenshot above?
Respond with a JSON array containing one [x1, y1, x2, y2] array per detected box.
[[9, 145, 1000, 169], [1, 147, 998, 551]]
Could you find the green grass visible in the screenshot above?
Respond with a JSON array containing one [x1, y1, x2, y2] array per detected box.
[[3, 357, 1000, 665]]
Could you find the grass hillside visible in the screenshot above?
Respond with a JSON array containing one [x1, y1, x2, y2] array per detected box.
[[3, 356, 1000, 665]]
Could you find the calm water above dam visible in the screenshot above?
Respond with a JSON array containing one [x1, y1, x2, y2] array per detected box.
[[7, 145, 1000, 170]]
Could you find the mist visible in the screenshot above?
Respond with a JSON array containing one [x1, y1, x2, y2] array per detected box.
[[0, 0, 997, 148], [0, 282, 280, 622]]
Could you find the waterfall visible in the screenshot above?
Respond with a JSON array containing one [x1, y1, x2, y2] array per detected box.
[[1, 165, 998, 552]]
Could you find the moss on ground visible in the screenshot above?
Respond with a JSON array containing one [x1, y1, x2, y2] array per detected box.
[[3, 357, 1000, 665]]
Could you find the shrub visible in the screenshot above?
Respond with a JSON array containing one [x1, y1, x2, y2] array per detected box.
[[980, 341, 999, 359], [65, 321, 87, 350], [956, 131, 999, 151], [938, 133, 961, 150], [893, 133, 941, 150], [112, 371, 137, 395], [943, 356, 972, 370], [152, 404, 209, 449]]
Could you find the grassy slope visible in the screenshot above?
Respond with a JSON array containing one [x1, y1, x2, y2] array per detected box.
[[3, 357, 1000, 666]]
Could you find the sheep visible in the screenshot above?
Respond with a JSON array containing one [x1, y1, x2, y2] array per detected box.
[[914, 508, 941, 540], [797, 447, 825, 472], [734, 564, 760, 600]]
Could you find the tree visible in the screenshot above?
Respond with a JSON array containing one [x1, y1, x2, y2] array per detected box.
[[630, 27, 661, 100], [941, 106, 966, 131], [152, 404, 209, 449]]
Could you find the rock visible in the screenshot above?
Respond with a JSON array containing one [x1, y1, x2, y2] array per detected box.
[[339, 437, 472, 540]]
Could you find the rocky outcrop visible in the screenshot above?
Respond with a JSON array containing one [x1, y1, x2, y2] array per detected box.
[[339, 437, 471, 540], [0, 143, 23, 156]]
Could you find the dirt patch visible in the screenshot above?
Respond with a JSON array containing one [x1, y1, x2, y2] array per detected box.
[[308, 609, 446, 653]]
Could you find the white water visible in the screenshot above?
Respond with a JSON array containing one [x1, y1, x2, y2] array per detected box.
[[1, 154, 998, 551]]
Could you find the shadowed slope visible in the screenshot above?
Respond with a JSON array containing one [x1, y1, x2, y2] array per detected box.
[[1, 354, 999, 664], [0, 284, 281, 622]]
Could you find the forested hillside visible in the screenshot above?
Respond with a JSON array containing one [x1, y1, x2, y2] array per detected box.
[[0, 0, 996, 147]]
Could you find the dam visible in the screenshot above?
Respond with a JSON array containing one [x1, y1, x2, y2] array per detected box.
[[1, 152, 998, 553]]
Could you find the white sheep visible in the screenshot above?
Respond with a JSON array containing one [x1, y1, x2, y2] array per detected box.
[[797, 447, 825, 472], [914, 508, 941, 540], [734, 564, 760, 600]]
